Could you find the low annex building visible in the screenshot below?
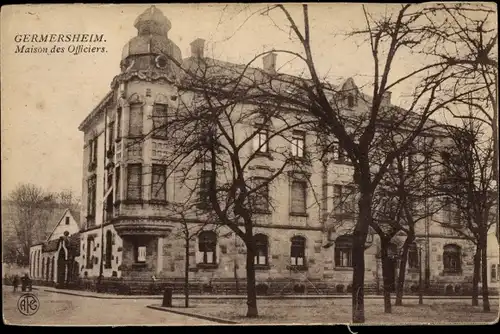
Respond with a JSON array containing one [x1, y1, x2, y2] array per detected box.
[[29, 208, 81, 287]]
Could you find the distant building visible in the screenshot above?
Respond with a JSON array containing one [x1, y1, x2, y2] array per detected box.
[[65, 6, 497, 295], [29, 208, 81, 286]]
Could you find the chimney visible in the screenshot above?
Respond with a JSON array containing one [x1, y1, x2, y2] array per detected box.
[[382, 91, 392, 106], [190, 38, 205, 59], [263, 52, 277, 74]]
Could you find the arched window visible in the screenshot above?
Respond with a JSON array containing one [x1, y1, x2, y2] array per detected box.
[[408, 243, 419, 269], [50, 257, 55, 281], [443, 244, 461, 273], [198, 231, 217, 264], [30, 252, 34, 277], [46, 258, 50, 281], [335, 235, 353, 267], [86, 236, 94, 269], [290, 236, 306, 266], [254, 234, 268, 266], [105, 231, 113, 269], [37, 251, 41, 277], [42, 258, 45, 279]]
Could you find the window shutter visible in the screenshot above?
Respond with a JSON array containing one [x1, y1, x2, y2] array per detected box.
[[195, 251, 203, 264], [129, 104, 143, 137], [297, 137, 304, 157], [152, 165, 166, 201]]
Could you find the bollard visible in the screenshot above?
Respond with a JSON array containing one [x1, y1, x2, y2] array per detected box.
[[162, 288, 173, 307]]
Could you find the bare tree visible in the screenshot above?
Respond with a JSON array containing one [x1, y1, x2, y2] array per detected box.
[[2, 184, 57, 265], [163, 198, 211, 308], [255, 3, 491, 323], [420, 3, 498, 244], [145, 3, 494, 322], [432, 117, 496, 312], [382, 134, 443, 307], [144, 54, 313, 317]]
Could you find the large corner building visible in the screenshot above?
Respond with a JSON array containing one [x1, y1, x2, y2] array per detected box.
[[30, 6, 499, 295]]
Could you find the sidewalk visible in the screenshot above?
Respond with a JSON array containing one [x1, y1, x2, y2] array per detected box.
[[29, 285, 487, 300]]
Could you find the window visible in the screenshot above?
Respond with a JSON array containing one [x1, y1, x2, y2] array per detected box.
[[333, 184, 356, 216], [116, 108, 122, 141], [86, 237, 94, 269], [253, 128, 269, 153], [291, 131, 305, 158], [105, 231, 112, 268], [199, 169, 213, 208], [443, 244, 461, 273], [108, 121, 115, 151], [151, 165, 167, 202], [443, 197, 461, 224], [290, 181, 307, 214], [129, 104, 143, 137], [152, 104, 168, 139], [65, 217, 70, 225], [254, 234, 268, 266], [253, 177, 270, 212], [87, 176, 97, 219], [290, 236, 306, 266], [491, 264, 498, 282], [402, 152, 414, 173], [335, 235, 353, 267], [408, 243, 419, 269], [127, 164, 142, 200], [88, 137, 98, 168], [347, 94, 355, 108], [333, 141, 346, 162], [137, 246, 147, 263], [198, 231, 217, 264], [115, 166, 121, 202]]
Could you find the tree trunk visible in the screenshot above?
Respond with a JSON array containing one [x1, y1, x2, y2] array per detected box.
[[351, 191, 371, 324], [480, 241, 490, 312], [395, 236, 411, 306], [245, 240, 258, 318], [380, 238, 392, 313], [184, 238, 190, 308], [472, 244, 480, 307]]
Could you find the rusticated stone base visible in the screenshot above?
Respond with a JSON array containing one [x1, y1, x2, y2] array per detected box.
[[61, 277, 499, 297]]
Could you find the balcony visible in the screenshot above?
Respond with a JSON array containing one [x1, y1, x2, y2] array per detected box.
[[113, 217, 173, 237]]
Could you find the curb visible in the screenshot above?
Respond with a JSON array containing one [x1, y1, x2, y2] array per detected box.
[[147, 305, 238, 324], [31, 286, 495, 300]]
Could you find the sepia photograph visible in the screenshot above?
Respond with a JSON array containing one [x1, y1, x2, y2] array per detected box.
[[1, 3, 499, 326]]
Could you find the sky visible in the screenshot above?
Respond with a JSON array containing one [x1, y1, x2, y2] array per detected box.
[[0, 3, 493, 198]]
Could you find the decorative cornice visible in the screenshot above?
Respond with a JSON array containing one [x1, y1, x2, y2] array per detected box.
[[110, 70, 177, 90], [78, 91, 114, 132]]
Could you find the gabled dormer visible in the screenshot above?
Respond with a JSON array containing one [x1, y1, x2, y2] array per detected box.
[[46, 208, 81, 242]]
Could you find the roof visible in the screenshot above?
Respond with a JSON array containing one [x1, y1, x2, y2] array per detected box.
[[45, 207, 82, 241], [41, 232, 81, 256]]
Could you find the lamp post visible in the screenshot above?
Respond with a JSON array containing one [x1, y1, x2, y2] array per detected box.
[[416, 239, 424, 305], [418, 246, 423, 304]]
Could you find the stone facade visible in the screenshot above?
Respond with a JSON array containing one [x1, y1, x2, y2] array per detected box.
[[71, 6, 499, 295]]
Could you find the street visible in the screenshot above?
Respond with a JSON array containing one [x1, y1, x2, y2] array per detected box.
[[2, 288, 218, 326]]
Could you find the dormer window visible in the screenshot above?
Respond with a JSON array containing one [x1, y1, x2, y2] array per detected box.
[[347, 94, 355, 108]]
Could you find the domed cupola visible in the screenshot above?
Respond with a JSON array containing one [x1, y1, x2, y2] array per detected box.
[[120, 6, 182, 75]]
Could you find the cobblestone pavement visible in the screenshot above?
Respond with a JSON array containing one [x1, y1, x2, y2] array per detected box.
[[3, 289, 218, 326]]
